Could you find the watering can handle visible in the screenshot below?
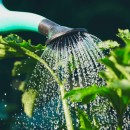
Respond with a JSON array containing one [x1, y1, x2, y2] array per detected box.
[[0, 0, 54, 36]]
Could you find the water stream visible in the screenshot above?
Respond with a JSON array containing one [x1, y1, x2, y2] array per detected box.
[[14, 32, 119, 130]]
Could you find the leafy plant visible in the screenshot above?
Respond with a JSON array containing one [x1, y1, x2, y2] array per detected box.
[[1, 29, 130, 130], [77, 109, 97, 130], [0, 34, 45, 116], [0, 34, 74, 130], [64, 29, 130, 130]]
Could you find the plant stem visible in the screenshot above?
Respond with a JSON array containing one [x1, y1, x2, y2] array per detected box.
[[21, 47, 74, 130], [117, 117, 123, 130], [60, 84, 74, 130]]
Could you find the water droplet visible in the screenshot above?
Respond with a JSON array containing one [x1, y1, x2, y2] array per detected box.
[[17, 73, 20, 76]]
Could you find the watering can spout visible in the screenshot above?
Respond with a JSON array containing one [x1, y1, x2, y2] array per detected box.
[[0, 0, 72, 40], [0, 0, 47, 34], [0, 0, 86, 44]]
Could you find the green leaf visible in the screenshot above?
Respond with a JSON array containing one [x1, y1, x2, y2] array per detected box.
[[110, 55, 130, 80], [18, 81, 26, 92], [99, 69, 117, 83], [0, 34, 45, 59], [98, 40, 119, 50], [3, 34, 46, 52], [0, 42, 24, 59], [117, 29, 130, 45], [11, 58, 37, 92], [78, 109, 95, 130], [100, 55, 130, 80], [64, 86, 98, 104], [100, 57, 121, 80], [22, 89, 38, 118], [111, 80, 130, 105], [82, 94, 96, 104]]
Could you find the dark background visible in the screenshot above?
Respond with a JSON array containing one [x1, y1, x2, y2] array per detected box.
[[0, 0, 130, 129]]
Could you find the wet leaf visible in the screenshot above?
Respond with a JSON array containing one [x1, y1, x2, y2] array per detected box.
[[99, 68, 118, 83], [22, 89, 38, 118], [78, 109, 96, 130], [117, 29, 130, 45], [3, 34, 46, 52], [0, 34, 45, 59], [98, 40, 119, 50], [18, 81, 26, 92], [64, 86, 98, 103], [100, 57, 122, 79]]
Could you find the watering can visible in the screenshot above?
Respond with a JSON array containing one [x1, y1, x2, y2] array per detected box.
[[0, 0, 87, 44]]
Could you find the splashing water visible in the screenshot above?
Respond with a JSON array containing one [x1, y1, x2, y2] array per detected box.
[[14, 32, 119, 130]]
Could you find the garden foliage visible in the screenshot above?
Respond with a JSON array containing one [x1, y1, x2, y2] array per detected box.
[[0, 29, 130, 129], [64, 29, 130, 129]]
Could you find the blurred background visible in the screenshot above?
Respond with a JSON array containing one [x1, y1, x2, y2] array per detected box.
[[0, 0, 130, 129]]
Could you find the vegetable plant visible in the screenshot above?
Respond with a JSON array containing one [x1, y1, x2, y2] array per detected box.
[[0, 34, 74, 130], [0, 29, 130, 130], [64, 29, 130, 130]]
